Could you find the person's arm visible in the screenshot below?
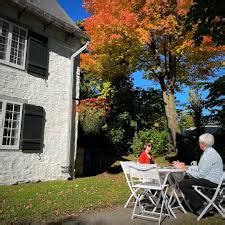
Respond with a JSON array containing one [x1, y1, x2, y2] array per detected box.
[[150, 154, 156, 164], [187, 151, 214, 178]]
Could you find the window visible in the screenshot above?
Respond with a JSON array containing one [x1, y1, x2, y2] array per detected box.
[[0, 18, 27, 69], [0, 100, 45, 151], [0, 99, 23, 150], [0, 18, 48, 75]]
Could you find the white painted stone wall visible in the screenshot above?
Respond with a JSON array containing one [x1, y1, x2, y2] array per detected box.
[[0, 2, 81, 185]]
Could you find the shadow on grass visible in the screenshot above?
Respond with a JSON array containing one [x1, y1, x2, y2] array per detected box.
[[106, 156, 131, 174]]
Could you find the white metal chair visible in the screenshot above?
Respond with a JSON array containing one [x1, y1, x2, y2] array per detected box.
[[129, 163, 172, 225], [193, 172, 225, 221], [120, 161, 141, 208]]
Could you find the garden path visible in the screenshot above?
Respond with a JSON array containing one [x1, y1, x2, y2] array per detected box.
[[58, 206, 210, 225]]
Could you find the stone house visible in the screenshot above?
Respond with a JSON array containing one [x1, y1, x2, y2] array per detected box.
[[0, 0, 89, 185]]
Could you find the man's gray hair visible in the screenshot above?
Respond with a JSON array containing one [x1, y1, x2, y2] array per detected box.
[[199, 133, 214, 147]]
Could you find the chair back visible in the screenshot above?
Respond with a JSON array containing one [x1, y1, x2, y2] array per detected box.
[[120, 161, 135, 174], [129, 163, 162, 187], [120, 161, 139, 190]]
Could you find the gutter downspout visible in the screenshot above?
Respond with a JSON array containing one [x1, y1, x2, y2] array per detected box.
[[67, 41, 89, 179]]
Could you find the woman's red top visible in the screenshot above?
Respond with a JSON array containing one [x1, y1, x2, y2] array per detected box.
[[138, 151, 155, 164]]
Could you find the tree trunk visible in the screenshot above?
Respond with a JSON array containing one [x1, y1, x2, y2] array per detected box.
[[162, 90, 181, 146]]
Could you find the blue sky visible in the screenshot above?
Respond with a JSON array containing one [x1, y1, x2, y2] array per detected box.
[[58, 0, 90, 21], [58, 0, 224, 114]]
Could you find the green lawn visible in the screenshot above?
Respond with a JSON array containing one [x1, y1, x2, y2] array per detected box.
[[0, 157, 224, 224], [0, 173, 129, 223]]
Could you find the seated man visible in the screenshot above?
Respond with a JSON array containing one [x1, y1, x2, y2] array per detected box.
[[172, 133, 223, 214]]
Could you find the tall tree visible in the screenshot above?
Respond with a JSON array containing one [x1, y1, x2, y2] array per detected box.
[[82, 0, 225, 146]]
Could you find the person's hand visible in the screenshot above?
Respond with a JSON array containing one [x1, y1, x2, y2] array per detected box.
[[172, 161, 186, 170], [171, 160, 179, 167], [175, 162, 185, 169]]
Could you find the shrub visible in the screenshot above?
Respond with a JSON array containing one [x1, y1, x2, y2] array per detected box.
[[79, 107, 106, 134], [131, 129, 171, 157]]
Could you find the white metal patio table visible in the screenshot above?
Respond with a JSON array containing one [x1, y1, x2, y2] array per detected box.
[[158, 167, 189, 218]]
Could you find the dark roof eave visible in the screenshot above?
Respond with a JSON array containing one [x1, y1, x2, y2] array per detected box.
[[11, 0, 89, 41]]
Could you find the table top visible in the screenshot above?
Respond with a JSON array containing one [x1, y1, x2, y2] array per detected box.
[[158, 167, 185, 173]]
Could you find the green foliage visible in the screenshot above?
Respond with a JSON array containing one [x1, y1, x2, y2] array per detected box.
[[79, 107, 105, 135], [79, 75, 167, 153], [108, 128, 125, 146], [78, 96, 111, 135], [131, 129, 172, 157], [100, 81, 114, 98], [188, 89, 203, 130], [185, 0, 225, 46], [136, 88, 167, 130], [204, 75, 225, 127], [106, 111, 134, 151], [205, 75, 225, 108], [105, 77, 167, 152], [79, 73, 99, 99], [180, 113, 195, 130]]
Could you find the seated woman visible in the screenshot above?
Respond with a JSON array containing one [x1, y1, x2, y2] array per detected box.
[[137, 142, 155, 164]]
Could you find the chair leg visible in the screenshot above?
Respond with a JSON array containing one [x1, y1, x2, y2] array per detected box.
[[194, 187, 225, 220], [182, 194, 193, 212], [174, 189, 187, 214], [167, 189, 188, 217], [147, 190, 158, 205], [213, 203, 225, 218], [218, 192, 225, 216], [153, 191, 162, 213], [124, 193, 134, 208], [165, 187, 173, 218], [197, 202, 213, 221], [125, 188, 140, 208], [164, 193, 173, 219], [132, 193, 140, 219], [159, 188, 169, 225], [168, 192, 177, 218]]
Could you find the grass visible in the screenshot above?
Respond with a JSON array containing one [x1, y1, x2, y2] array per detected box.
[[0, 173, 129, 223], [0, 156, 224, 224]]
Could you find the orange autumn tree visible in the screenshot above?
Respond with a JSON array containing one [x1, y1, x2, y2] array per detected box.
[[82, 0, 225, 146]]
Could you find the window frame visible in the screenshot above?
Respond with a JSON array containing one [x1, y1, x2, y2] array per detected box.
[[0, 99, 23, 150], [0, 18, 28, 70]]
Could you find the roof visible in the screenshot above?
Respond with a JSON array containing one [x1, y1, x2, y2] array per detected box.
[[10, 0, 89, 40], [27, 0, 74, 27]]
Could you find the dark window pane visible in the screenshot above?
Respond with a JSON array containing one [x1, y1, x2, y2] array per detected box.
[[6, 103, 13, 111]]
